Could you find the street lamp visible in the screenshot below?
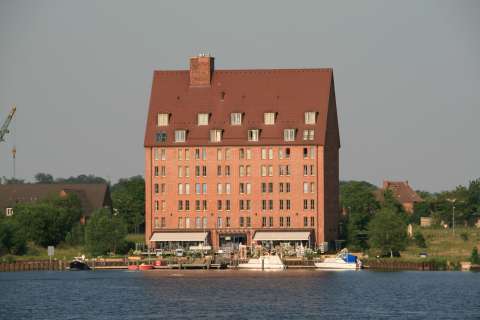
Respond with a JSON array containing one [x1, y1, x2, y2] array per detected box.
[[447, 198, 456, 234]]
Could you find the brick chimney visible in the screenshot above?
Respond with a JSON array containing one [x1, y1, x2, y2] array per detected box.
[[189, 54, 214, 87]]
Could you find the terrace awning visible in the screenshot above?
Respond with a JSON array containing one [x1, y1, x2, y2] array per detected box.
[[150, 232, 208, 242], [253, 231, 310, 241]]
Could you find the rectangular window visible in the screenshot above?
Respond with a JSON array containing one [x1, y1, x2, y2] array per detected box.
[[203, 217, 208, 228], [246, 183, 252, 194], [304, 199, 308, 210], [286, 217, 291, 227], [155, 132, 167, 143], [210, 129, 222, 142], [310, 148, 315, 159], [303, 130, 314, 141], [262, 217, 267, 227], [231, 112, 242, 125], [268, 148, 273, 160], [279, 200, 284, 210], [217, 217, 222, 228], [226, 217, 231, 227], [185, 166, 190, 177], [154, 148, 160, 161], [269, 200, 274, 210], [160, 149, 166, 160], [269, 217, 274, 227], [285, 148, 291, 159], [246, 200, 251, 210], [196, 217, 201, 229], [310, 165, 315, 176], [185, 184, 190, 195], [157, 113, 169, 126], [246, 217, 251, 227], [225, 183, 231, 194], [261, 148, 267, 160], [239, 200, 244, 210], [278, 149, 283, 159], [286, 183, 291, 193], [303, 182, 309, 193], [262, 200, 267, 211], [185, 200, 190, 211], [279, 217, 284, 227], [303, 148, 308, 159], [159, 183, 165, 193], [246, 165, 251, 176], [311, 216, 315, 227], [217, 183, 223, 194], [225, 148, 231, 160], [279, 183, 284, 193], [154, 217, 159, 228], [202, 183, 207, 194], [239, 148, 245, 160], [264, 112, 275, 125], [195, 183, 201, 194], [268, 165, 273, 177], [239, 165, 245, 176], [202, 200, 208, 211], [161, 217, 166, 228], [202, 166, 207, 177], [202, 148, 207, 160], [217, 148, 222, 160], [161, 200, 166, 211], [225, 165, 231, 176], [239, 183, 245, 194], [217, 165, 222, 176], [185, 149, 190, 160], [286, 199, 291, 210], [305, 111, 316, 125], [161, 166, 166, 177], [178, 166, 183, 178], [240, 217, 245, 227], [226, 199, 231, 211], [198, 113, 209, 125], [175, 130, 186, 142], [154, 200, 159, 211], [268, 183, 273, 193], [195, 166, 201, 177], [195, 148, 200, 160], [178, 184, 183, 195], [217, 200, 222, 210], [261, 165, 267, 177], [284, 129, 296, 141], [177, 149, 183, 160], [154, 166, 159, 177], [178, 217, 183, 228], [195, 200, 201, 211], [248, 129, 259, 141], [304, 165, 308, 176], [304, 217, 308, 227], [261, 183, 267, 193], [246, 148, 252, 160], [178, 200, 183, 211], [154, 183, 159, 194], [310, 182, 315, 193], [311, 199, 315, 210]]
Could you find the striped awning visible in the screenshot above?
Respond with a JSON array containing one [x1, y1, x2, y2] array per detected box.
[[253, 231, 311, 241], [150, 232, 208, 242]]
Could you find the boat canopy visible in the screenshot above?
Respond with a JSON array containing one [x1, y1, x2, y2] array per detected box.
[[150, 232, 208, 242], [253, 231, 310, 241]]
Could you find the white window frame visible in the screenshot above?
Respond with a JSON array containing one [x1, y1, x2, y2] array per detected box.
[[264, 112, 275, 125], [175, 130, 186, 143], [197, 113, 209, 126], [157, 113, 169, 126], [230, 113, 242, 125], [305, 111, 316, 125], [210, 129, 222, 142], [248, 129, 259, 142], [303, 129, 314, 141], [284, 129, 296, 142], [5, 208, 13, 216]]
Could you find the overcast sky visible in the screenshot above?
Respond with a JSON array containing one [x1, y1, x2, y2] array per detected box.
[[0, 1, 479, 192]]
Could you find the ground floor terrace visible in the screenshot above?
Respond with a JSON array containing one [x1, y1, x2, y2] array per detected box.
[[149, 229, 327, 251]]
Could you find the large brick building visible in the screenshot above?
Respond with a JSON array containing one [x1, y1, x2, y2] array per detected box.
[[144, 55, 340, 250]]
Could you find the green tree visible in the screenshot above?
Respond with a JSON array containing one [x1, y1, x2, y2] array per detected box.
[[111, 176, 145, 233], [413, 231, 427, 248], [346, 211, 370, 251], [368, 208, 408, 257], [340, 181, 380, 214], [471, 247, 480, 264], [85, 209, 127, 256], [55, 174, 107, 184], [410, 201, 431, 224], [12, 194, 82, 247], [34, 172, 54, 184], [0, 217, 27, 255]]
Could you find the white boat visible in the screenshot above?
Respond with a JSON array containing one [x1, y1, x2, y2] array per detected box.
[[238, 254, 286, 270], [315, 249, 361, 270]]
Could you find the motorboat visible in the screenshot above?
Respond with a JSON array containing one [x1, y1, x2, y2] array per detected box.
[[139, 263, 154, 271], [68, 257, 91, 271], [238, 254, 286, 270], [314, 249, 361, 270]]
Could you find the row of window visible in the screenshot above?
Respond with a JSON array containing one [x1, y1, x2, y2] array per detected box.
[[153, 215, 315, 229], [158, 111, 317, 127], [162, 182, 313, 195], [157, 128, 315, 143], [155, 199, 315, 212], [156, 147, 315, 161]]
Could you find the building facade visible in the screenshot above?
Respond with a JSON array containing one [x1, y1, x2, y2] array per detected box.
[[144, 55, 340, 250], [376, 180, 423, 213]]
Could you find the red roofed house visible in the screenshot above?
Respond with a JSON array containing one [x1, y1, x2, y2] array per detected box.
[[144, 55, 340, 250], [379, 180, 423, 213]]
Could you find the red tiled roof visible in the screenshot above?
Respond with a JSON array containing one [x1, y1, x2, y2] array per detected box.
[[379, 181, 423, 204], [144, 66, 339, 147]]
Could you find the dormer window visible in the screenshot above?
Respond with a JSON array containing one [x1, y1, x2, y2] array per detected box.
[[157, 113, 169, 126], [175, 130, 186, 143], [156, 132, 167, 143], [5, 208, 13, 216], [303, 129, 314, 141], [198, 113, 209, 126], [305, 112, 316, 125], [210, 129, 222, 142], [248, 129, 259, 142], [284, 129, 296, 142], [231, 113, 242, 125], [264, 112, 275, 125]]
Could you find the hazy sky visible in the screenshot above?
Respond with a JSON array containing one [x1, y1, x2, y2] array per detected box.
[[0, 1, 479, 192]]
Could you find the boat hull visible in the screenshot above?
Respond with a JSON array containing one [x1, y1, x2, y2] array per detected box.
[[238, 256, 286, 270]]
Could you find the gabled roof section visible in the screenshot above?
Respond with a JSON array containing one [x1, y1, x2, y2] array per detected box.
[[377, 181, 423, 204], [0, 183, 111, 217], [144, 65, 339, 147]]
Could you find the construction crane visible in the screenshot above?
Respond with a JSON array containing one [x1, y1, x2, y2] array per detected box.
[[0, 105, 16, 143]]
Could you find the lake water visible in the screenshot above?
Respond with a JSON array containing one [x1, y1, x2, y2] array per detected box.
[[0, 270, 479, 320]]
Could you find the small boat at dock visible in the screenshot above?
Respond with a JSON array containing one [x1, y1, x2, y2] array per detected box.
[[314, 249, 361, 270], [238, 254, 286, 270], [68, 257, 90, 271]]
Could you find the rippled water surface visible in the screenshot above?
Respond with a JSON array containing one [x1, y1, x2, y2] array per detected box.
[[0, 270, 479, 319]]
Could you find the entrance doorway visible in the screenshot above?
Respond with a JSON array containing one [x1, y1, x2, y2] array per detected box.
[[219, 234, 247, 251]]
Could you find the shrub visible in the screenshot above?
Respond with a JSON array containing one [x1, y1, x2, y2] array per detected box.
[[414, 231, 427, 248], [471, 247, 480, 264], [460, 232, 469, 241]]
